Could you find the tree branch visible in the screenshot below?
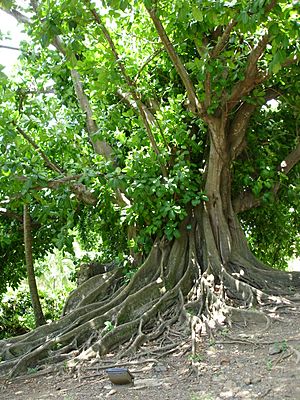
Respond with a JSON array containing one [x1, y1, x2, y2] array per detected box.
[[226, 34, 269, 112], [13, 126, 99, 205], [0, 7, 31, 24], [133, 47, 163, 83], [86, 2, 168, 177], [145, 6, 203, 116], [3, 173, 98, 206], [15, 125, 64, 174], [117, 89, 169, 151], [0, 44, 21, 51], [229, 88, 280, 159], [70, 70, 114, 160], [210, 19, 237, 59], [49, 36, 114, 161], [14, 174, 83, 187], [233, 141, 300, 213], [228, 102, 257, 160], [0, 207, 23, 222]]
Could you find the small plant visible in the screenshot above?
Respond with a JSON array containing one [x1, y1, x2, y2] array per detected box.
[[220, 328, 229, 337], [280, 340, 288, 352], [103, 320, 114, 332], [190, 394, 214, 400], [27, 367, 38, 374], [188, 353, 204, 362], [266, 359, 273, 371]]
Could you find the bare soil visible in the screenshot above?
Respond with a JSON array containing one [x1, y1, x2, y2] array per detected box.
[[1, 300, 300, 400]]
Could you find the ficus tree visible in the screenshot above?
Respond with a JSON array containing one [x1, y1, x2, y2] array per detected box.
[[0, 0, 299, 377]]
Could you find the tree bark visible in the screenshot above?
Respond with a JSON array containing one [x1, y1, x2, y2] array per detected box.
[[23, 204, 46, 327]]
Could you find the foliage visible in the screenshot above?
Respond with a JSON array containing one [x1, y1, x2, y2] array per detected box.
[[0, 0, 299, 297], [0, 249, 76, 339], [0, 288, 32, 339]]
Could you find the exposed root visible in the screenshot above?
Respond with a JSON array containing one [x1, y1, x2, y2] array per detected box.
[[1, 215, 300, 379]]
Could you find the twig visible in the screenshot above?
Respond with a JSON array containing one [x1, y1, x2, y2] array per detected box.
[[0, 44, 21, 51], [133, 47, 163, 83]]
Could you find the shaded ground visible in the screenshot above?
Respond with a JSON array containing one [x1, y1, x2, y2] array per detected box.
[[1, 299, 300, 400]]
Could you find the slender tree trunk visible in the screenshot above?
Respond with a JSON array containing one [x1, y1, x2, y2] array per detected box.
[[23, 204, 46, 327]]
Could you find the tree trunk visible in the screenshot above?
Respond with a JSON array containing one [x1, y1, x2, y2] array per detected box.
[[23, 204, 46, 328]]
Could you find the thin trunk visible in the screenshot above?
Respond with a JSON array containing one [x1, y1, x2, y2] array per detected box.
[[23, 204, 46, 327]]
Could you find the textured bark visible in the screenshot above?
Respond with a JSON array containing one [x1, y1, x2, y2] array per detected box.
[[23, 205, 46, 328]]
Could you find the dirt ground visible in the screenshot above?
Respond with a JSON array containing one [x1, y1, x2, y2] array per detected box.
[[1, 299, 300, 400]]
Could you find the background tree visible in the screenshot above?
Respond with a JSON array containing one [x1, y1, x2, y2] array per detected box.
[[0, 0, 299, 377], [23, 204, 46, 327]]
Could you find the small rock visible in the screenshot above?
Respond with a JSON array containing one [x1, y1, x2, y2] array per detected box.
[[223, 380, 237, 390], [251, 376, 262, 384], [107, 389, 117, 396], [153, 364, 167, 373], [244, 377, 251, 385], [220, 357, 230, 366], [269, 345, 282, 355], [212, 374, 226, 383], [104, 383, 112, 390], [220, 390, 234, 398], [236, 389, 251, 398], [245, 376, 262, 385]]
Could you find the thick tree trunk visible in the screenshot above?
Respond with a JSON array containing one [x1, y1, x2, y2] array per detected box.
[[23, 204, 46, 328]]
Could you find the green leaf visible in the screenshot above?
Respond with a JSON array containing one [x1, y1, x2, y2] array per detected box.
[[192, 7, 203, 22]]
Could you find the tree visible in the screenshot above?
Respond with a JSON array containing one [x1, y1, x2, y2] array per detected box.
[[0, 0, 299, 377], [23, 204, 46, 327]]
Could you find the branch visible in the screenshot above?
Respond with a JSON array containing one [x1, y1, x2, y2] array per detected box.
[[0, 44, 20, 51], [275, 141, 300, 178], [3, 5, 130, 207], [255, 54, 300, 87], [0, 206, 41, 229], [14, 174, 83, 187], [210, 19, 237, 59], [0, 7, 31, 24], [3, 173, 98, 206], [133, 47, 163, 83], [117, 89, 169, 151], [233, 141, 300, 213], [49, 36, 115, 161], [228, 103, 257, 160], [226, 34, 269, 112], [86, 2, 168, 177], [145, 6, 203, 116], [0, 207, 23, 222], [229, 88, 280, 159], [70, 70, 114, 160], [3, 5, 114, 163], [13, 126, 99, 205], [15, 125, 64, 174]]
